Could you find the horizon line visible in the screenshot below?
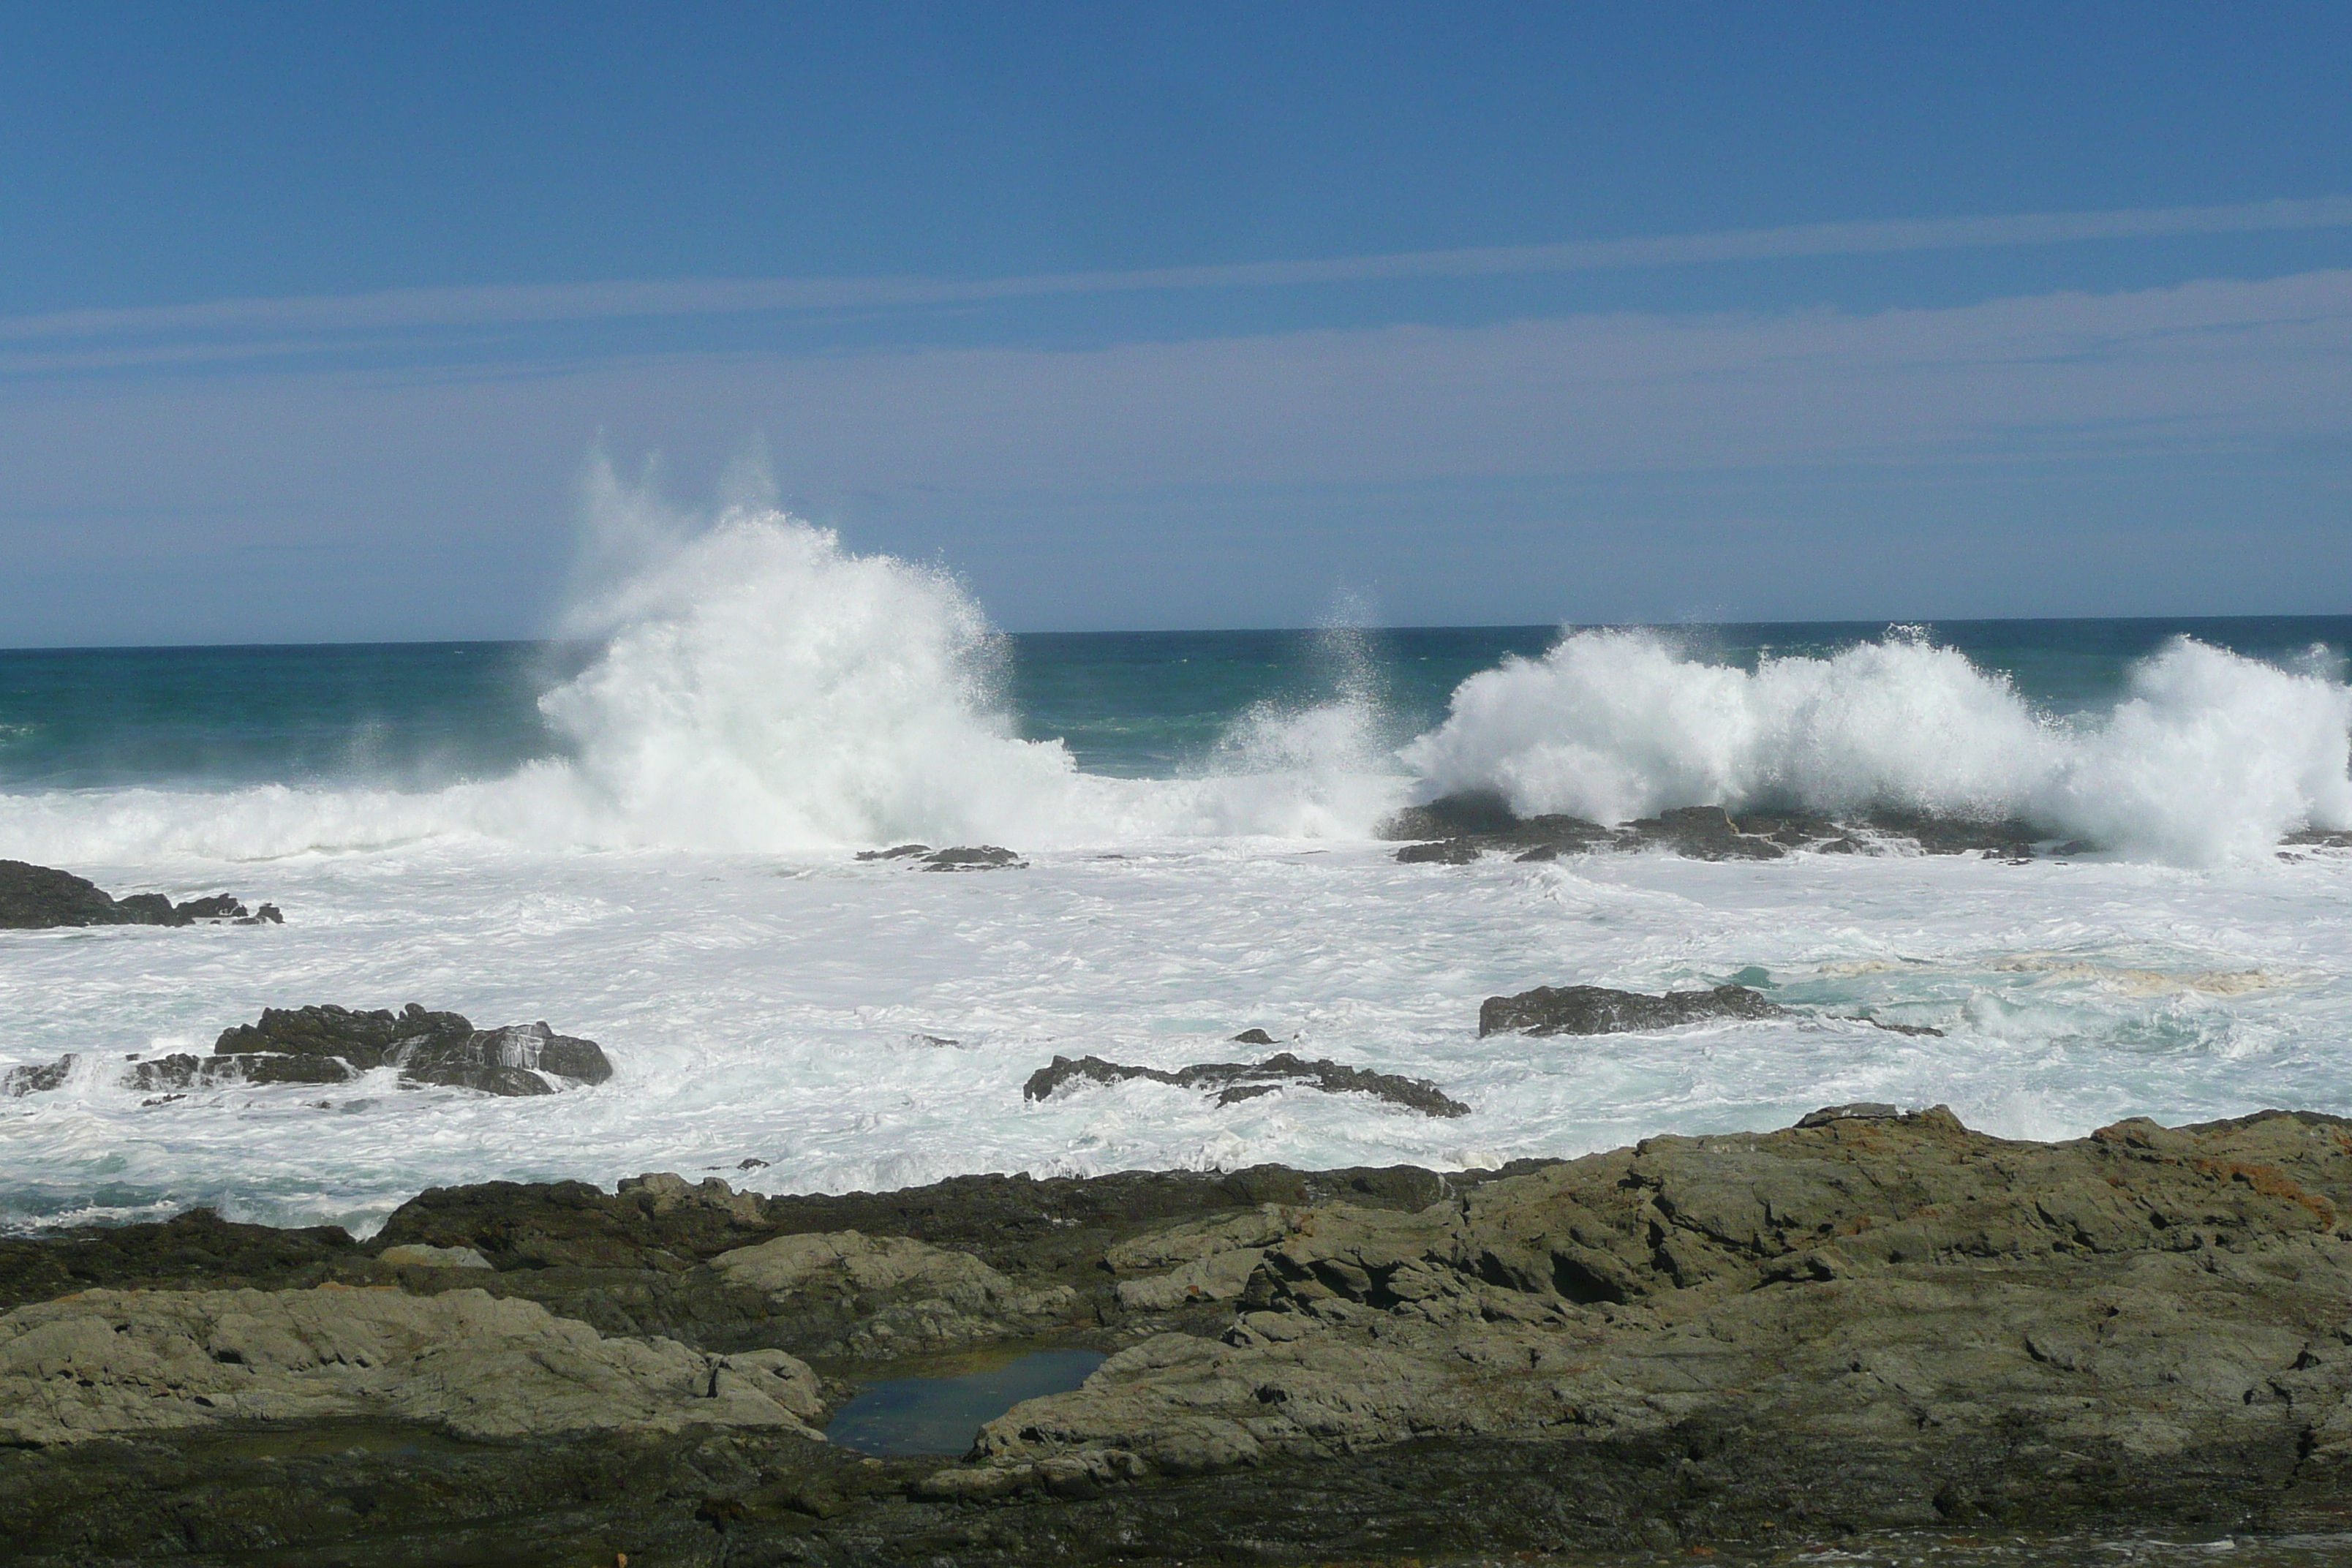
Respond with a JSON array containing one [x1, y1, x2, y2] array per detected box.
[[7, 611, 2349, 656]]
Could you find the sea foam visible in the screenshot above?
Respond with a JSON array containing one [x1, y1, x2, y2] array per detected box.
[[1401, 628, 2352, 864], [0, 508, 2345, 867]]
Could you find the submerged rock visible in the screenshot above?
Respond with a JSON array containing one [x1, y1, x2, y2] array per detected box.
[[102, 1004, 615, 1098], [1, 1055, 73, 1096], [1023, 1051, 1470, 1118], [0, 860, 276, 930], [854, 843, 1029, 870], [1477, 982, 1784, 1037], [919, 845, 1026, 870]]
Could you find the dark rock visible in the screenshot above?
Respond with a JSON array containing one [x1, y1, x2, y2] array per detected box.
[[170, 894, 246, 920], [108, 892, 179, 923], [1863, 807, 2043, 857], [1856, 1016, 1946, 1037], [0, 861, 125, 927], [122, 1004, 612, 1098], [1478, 982, 1785, 1037], [919, 845, 1026, 870], [1023, 1051, 1469, 1118], [1621, 805, 1786, 861], [1795, 1101, 1902, 1128], [1229, 1028, 1277, 1046], [1, 1056, 72, 1096], [1376, 789, 1523, 840], [235, 902, 283, 924], [0, 861, 267, 929], [854, 843, 933, 860], [1382, 796, 2087, 867], [2281, 828, 2352, 849]]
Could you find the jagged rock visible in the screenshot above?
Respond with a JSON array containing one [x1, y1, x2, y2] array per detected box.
[[954, 1106, 2352, 1500], [0, 860, 271, 930], [919, 845, 1026, 870], [0, 1284, 821, 1445], [1229, 1028, 1277, 1046], [204, 1004, 611, 1096], [1379, 791, 2083, 864], [1107, 1205, 1308, 1312], [1023, 1052, 1469, 1117], [852, 843, 1028, 870], [1620, 805, 1786, 861], [1478, 982, 1784, 1037], [2, 1056, 72, 1096]]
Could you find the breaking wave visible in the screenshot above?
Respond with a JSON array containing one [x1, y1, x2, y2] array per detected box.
[[1400, 628, 2352, 864], [0, 474, 2345, 867], [0, 497, 1399, 862]]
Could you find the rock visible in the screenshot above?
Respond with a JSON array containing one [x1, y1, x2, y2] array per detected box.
[[0, 1284, 821, 1445], [2, 1055, 72, 1096], [1379, 793, 2079, 864], [919, 845, 1026, 870], [1229, 1028, 1276, 1045], [1477, 982, 1785, 1036], [15, 1118, 2352, 1556], [1795, 1101, 1902, 1128], [1023, 1051, 1470, 1117], [955, 1104, 2352, 1508], [712, 1230, 1077, 1357], [618, 1171, 771, 1226], [1376, 789, 1523, 839], [0, 860, 270, 930], [197, 1003, 610, 1096], [376, 1243, 494, 1269], [853, 843, 932, 860], [1620, 805, 1786, 861]]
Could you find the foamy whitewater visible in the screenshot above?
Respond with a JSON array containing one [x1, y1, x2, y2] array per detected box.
[[4, 500, 2351, 1234]]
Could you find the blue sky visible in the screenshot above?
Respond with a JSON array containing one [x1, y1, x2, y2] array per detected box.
[[3, 2, 2350, 642]]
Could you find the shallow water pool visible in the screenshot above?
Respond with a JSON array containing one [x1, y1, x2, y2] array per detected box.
[[823, 1348, 1107, 1456]]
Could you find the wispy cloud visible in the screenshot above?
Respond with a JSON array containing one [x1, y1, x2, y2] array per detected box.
[[5, 195, 2349, 365]]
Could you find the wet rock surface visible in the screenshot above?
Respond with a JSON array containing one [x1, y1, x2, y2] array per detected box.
[[105, 1003, 615, 1098], [10, 1112, 2352, 1562], [1479, 982, 1786, 1037], [1382, 791, 2065, 864], [856, 844, 1029, 870], [1022, 1050, 1471, 1117], [0, 860, 279, 930]]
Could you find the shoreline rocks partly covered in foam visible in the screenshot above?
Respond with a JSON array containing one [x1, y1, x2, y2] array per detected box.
[[1023, 1047, 1472, 1118], [4, 1003, 614, 1100], [10, 1109, 2352, 1562], [0, 859, 280, 930], [1382, 790, 2074, 864]]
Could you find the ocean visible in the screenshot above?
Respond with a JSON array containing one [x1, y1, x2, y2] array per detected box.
[[3, 509, 2350, 1236]]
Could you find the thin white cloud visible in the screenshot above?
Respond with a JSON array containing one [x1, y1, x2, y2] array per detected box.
[[4, 194, 2349, 356]]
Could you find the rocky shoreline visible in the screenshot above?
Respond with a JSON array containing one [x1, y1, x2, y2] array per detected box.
[[10, 1107, 2352, 1564]]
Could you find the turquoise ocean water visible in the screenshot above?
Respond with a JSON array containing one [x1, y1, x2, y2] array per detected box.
[[4, 617, 2346, 794]]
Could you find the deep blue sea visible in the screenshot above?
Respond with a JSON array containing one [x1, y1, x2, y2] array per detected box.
[[3, 617, 2345, 791]]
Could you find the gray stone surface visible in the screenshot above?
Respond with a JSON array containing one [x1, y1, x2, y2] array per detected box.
[[0, 1284, 820, 1444]]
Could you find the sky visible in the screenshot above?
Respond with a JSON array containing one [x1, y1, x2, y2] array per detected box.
[[3, 2, 2350, 644]]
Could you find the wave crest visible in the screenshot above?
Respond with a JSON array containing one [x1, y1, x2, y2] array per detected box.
[[1398, 628, 2352, 863]]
